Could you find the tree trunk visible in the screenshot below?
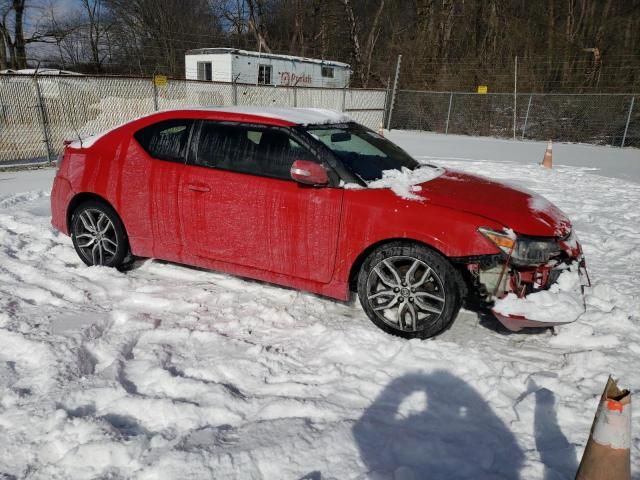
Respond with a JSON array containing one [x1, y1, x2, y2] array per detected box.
[[362, 0, 384, 87], [247, 0, 272, 52], [546, 0, 555, 89], [13, 0, 26, 68], [339, 0, 364, 85], [0, 26, 8, 69]]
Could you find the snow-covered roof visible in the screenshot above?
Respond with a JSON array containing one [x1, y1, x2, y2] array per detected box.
[[185, 48, 350, 69], [188, 106, 353, 126], [67, 107, 352, 149]]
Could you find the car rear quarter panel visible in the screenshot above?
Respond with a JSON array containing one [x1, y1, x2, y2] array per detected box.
[[50, 175, 74, 234]]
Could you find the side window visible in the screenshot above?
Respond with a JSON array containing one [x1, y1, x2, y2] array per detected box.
[[195, 122, 257, 171], [194, 122, 317, 180], [256, 129, 316, 179], [134, 119, 193, 162]]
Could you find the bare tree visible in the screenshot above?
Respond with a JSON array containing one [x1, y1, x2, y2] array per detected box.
[[0, 1, 12, 69], [15, 0, 639, 93], [105, 0, 222, 76], [78, 0, 109, 71], [339, 0, 385, 87], [12, 0, 26, 67], [246, 0, 271, 52]]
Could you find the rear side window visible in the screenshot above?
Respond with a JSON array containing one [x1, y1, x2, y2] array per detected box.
[[134, 119, 193, 162], [193, 122, 317, 180]]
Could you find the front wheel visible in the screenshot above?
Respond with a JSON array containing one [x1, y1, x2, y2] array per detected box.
[[357, 242, 462, 339], [71, 200, 129, 269]]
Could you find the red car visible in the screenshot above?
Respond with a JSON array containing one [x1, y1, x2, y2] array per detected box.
[[51, 107, 587, 338]]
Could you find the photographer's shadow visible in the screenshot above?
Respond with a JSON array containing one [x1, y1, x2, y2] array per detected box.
[[353, 371, 524, 479]]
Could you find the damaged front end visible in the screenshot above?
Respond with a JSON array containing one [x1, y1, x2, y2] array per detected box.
[[464, 228, 590, 331]]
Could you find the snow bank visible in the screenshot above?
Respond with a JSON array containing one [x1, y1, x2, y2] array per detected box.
[[367, 165, 444, 200], [493, 262, 585, 324]]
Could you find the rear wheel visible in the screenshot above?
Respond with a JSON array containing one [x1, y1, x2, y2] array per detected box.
[[357, 242, 462, 339], [71, 200, 129, 269]]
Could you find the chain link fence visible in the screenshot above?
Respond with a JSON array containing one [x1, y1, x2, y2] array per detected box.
[[0, 74, 387, 167], [391, 91, 638, 148], [2, 73, 636, 167]]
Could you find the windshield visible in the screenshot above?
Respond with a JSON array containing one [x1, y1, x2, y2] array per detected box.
[[305, 123, 420, 182]]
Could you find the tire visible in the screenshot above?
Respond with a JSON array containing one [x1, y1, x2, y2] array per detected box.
[[357, 242, 462, 339], [70, 200, 130, 269]]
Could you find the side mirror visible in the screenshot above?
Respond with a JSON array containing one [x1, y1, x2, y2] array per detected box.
[[290, 160, 329, 186]]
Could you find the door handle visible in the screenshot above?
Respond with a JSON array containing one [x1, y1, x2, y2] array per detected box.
[[187, 184, 210, 193]]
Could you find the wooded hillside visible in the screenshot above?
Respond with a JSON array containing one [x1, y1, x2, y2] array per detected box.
[[1, 0, 639, 92]]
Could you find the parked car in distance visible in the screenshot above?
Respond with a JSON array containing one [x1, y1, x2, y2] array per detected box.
[[51, 107, 587, 339]]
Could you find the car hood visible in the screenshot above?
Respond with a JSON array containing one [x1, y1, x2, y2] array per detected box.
[[418, 169, 572, 237]]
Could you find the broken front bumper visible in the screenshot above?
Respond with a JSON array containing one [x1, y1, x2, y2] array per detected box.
[[465, 234, 590, 331], [491, 257, 590, 331]]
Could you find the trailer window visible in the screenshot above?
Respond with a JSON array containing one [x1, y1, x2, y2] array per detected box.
[[197, 62, 212, 81], [321, 67, 334, 78], [258, 65, 272, 85]]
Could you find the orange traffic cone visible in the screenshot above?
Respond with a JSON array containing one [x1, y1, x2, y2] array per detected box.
[[542, 140, 553, 169], [575, 376, 631, 480]]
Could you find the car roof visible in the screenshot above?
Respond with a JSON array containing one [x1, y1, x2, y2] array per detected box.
[[67, 107, 353, 149], [162, 106, 352, 127]]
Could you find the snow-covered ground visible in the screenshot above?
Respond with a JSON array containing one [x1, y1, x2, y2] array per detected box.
[[1, 133, 639, 479]]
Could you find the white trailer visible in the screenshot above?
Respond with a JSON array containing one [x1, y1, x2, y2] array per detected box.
[[185, 48, 351, 88]]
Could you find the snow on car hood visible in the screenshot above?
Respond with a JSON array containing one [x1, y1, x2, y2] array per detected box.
[[415, 169, 572, 237], [366, 166, 445, 200]]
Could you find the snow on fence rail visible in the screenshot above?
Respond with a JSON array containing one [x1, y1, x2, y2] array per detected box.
[[0, 74, 387, 166]]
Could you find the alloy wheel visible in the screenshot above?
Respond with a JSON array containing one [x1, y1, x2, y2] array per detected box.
[[74, 208, 119, 266], [365, 255, 446, 333]]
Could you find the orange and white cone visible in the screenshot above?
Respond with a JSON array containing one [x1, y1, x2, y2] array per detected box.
[[576, 376, 631, 480], [542, 140, 553, 169]]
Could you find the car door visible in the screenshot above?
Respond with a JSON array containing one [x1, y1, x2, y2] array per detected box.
[[123, 118, 193, 255], [180, 121, 343, 284]]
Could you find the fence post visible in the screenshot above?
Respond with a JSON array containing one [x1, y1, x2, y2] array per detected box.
[[33, 74, 53, 164], [232, 80, 238, 106], [386, 54, 402, 130], [621, 96, 635, 148], [513, 55, 517, 139], [521, 94, 533, 140], [341, 86, 347, 112], [152, 76, 159, 111], [445, 92, 453, 134], [293, 86, 297, 107]]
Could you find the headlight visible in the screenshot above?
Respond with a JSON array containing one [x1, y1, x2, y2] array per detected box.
[[478, 227, 561, 265]]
